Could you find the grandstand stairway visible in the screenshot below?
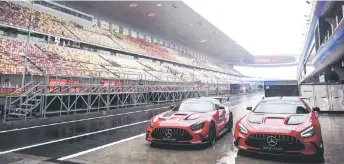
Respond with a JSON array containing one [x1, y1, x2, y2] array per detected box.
[[107, 35, 124, 50], [24, 56, 44, 73], [5, 82, 44, 120], [8, 95, 42, 120], [137, 61, 156, 71], [145, 71, 161, 81], [99, 55, 121, 67], [61, 23, 81, 40]]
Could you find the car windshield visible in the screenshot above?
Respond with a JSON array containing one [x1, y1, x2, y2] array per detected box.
[[253, 101, 309, 114], [177, 100, 214, 112]]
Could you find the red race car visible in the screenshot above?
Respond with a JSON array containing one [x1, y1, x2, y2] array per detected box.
[[234, 97, 324, 160], [146, 97, 233, 146]]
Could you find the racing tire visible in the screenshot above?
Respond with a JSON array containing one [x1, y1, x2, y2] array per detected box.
[[313, 142, 324, 162], [226, 115, 233, 133], [149, 142, 157, 148], [206, 123, 216, 147]]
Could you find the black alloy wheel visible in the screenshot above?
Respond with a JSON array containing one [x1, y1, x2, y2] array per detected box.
[[207, 123, 216, 147], [227, 115, 233, 133], [314, 141, 324, 162]]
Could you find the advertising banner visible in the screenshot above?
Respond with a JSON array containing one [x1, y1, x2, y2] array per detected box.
[[102, 80, 123, 86], [0, 88, 16, 94], [49, 79, 80, 92]]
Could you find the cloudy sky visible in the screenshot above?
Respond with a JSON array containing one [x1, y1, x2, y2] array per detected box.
[[183, 0, 313, 79], [183, 0, 312, 56]]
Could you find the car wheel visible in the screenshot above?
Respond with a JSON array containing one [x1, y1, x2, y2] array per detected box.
[[314, 142, 324, 162], [207, 123, 216, 147], [149, 142, 157, 148], [227, 115, 233, 133]]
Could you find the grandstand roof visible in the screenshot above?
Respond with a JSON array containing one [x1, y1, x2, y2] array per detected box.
[[58, 1, 253, 62]]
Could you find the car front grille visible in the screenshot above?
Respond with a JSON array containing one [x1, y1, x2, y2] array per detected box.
[[245, 134, 305, 151], [151, 128, 193, 141]]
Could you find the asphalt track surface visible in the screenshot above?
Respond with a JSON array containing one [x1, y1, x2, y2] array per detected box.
[[1, 93, 344, 164]]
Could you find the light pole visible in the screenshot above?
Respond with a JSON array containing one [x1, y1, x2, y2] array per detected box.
[[21, 1, 34, 87]]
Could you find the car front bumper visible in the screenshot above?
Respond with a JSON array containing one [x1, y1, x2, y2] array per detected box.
[[234, 133, 323, 156], [145, 127, 210, 145]]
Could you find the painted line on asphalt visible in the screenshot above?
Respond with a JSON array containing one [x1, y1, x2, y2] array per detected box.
[[57, 133, 146, 161], [0, 106, 169, 134], [0, 94, 256, 156], [0, 120, 148, 155], [56, 104, 242, 161]]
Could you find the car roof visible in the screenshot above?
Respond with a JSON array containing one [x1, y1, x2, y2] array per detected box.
[[261, 96, 302, 102], [183, 97, 224, 103]]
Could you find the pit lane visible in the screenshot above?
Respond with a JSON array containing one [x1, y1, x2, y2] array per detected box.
[[2, 93, 344, 164], [61, 93, 344, 164], [0, 93, 255, 163]]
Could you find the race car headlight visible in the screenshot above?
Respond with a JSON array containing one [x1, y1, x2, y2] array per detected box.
[[301, 126, 315, 138], [190, 121, 205, 131], [238, 123, 248, 134], [150, 119, 154, 128]]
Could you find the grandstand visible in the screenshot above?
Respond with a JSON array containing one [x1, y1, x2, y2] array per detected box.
[[0, 1, 252, 121]]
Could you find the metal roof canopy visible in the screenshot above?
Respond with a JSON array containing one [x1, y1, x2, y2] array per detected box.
[[58, 1, 253, 62]]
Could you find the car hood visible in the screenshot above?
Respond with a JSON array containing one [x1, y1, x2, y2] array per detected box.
[[153, 110, 209, 127], [242, 113, 311, 133]]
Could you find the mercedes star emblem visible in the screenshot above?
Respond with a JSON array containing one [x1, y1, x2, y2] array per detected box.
[[165, 129, 173, 137], [267, 136, 278, 146]]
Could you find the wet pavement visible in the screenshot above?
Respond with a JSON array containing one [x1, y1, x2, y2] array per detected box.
[[2, 92, 344, 164], [0, 93, 259, 164], [63, 93, 344, 164]]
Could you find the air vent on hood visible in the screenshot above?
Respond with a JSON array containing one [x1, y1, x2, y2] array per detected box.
[[287, 115, 307, 125], [174, 114, 188, 116], [248, 114, 264, 124]]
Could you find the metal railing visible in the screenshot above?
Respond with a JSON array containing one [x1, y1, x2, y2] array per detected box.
[[2, 81, 231, 122]]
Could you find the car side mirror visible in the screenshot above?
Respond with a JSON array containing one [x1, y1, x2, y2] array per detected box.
[[170, 105, 175, 109], [312, 107, 320, 113], [246, 106, 252, 111]]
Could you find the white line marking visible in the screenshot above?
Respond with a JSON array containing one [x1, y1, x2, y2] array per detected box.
[[0, 120, 148, 155], [58, 133, 145, 161], [0, 106, 169, 134], [57, 104, 242, 161], [0, 94, 257, 155]]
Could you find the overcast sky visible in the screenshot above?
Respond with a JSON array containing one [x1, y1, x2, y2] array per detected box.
[[183, 0, 312, 56], [183, 0, 313, 79]]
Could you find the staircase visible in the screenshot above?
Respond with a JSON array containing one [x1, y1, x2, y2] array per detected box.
[[137, 61, 155, 71], [5, 81, 44, 120], [99, 55, 121, 67], [144, 70, 161, 81]]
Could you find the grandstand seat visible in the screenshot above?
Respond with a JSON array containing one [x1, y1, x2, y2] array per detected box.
[[0, 1, 30, 29], [0, 2, 243, 86]]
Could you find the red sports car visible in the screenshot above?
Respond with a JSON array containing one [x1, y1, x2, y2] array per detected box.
[[146, 97, 233, 146], [234, 97, 324, 160]]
